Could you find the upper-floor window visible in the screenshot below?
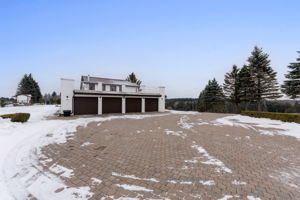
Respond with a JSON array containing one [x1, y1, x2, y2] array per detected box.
[[102, 84, 106, 91], [110, 85, 116, 91], [89, 83, 96, 90]]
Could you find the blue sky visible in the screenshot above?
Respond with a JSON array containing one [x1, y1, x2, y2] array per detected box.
[[1, 0, 299, 98]]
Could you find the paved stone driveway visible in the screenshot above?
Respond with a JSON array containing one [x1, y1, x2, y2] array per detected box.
[[39, 112, 300, 200]]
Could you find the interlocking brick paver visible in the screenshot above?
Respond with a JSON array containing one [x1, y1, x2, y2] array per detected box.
[[37, 112, 300, 199]]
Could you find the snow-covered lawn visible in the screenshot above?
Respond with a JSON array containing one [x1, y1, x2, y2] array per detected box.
[[215, 115, 300, 139], [0, 105, 168, 200]]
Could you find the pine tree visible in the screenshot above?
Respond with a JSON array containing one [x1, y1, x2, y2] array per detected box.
[[282, 51, 300, 99], [198, 78, 225, 113], [246, 46, 281, 110], [126, 72, 142, 85], [16, 74, 42, 103], [238, 65, 255, 103], [223, 65, 241, 112]]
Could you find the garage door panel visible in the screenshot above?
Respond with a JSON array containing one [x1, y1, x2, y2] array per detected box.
[[126, 98, 141, 113], [102, 97, 122, 114], [74, 97, 98, 115], [145, 98, 158, 112]]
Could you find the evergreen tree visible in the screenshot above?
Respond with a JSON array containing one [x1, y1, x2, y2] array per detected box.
[[223, 65, 241, 112], [197, 91, 206, 112], [246, 46, 281, 110], [16, 74, 42, 103], [52, 91, 57, 97], [238, 65, 255, 103], [198, 78, 225, 113], [282, 51, 300, 99], [126, 72, 142, 85]]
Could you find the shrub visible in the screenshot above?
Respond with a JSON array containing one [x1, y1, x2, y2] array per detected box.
[[241, 111, 300, 124], [0, 113, 30, 123]]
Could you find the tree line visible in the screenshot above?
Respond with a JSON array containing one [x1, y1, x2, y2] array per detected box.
[[198, 46, 300, 113]]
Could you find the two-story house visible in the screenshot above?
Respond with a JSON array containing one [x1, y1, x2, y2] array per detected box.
[[60, 75, 165, 115]]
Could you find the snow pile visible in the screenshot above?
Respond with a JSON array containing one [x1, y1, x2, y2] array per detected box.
[[0, 105, 170, 200], [215, 115, 300, 139], [191, 145, 232, 173]]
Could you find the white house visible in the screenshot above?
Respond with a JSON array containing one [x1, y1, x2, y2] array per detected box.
[[16, 94, 32, 104], [60, 75, 165, 115]]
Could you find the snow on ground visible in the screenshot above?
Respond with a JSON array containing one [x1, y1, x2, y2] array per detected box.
[[168, 110, 198, 115], [199, 180, 215, 185], [167, 180, 192, 185], [112, 172, 159, 183], [115, 184, 153, 192], [80, 141, 93, 147], [215, 115, 300, 139], [0, 105, 169, 200], [177, 115, 194, 129], [217, 195, 240, 200], [49, 164, 74, 178], [247, 196, 262, 200], [232, 180, 246, 185], [91, 178, 102, 185], [164, 129, 186, 138], [191, 145, 232, 173]]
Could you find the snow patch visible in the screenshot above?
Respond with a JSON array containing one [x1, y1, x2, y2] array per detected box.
[[164, 129, 186, 138], [167, 180, 192, 184], [49, 164, 74, 178], [80, 142, 93, 147], [247, 196, 262, 200], [218, 195, 240, 200], [116, 184, 153, 192], [91, 178, 102, 185], [112, 172, 159, 182], [178, 116, 194, 129], [231, 180, 246, 185], [184, 159, 198, 163], [191, 145, 232, 173], [199, 180, 215, 185], [168, 110, 198, 115], [216, 115, 300, 139]]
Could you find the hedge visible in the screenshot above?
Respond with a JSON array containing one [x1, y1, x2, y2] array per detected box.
[[0, 113, 30, 123], [241, 111, 300, 124]]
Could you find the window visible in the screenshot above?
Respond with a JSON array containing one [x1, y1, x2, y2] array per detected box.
[[110, 85, 116, 91], [102, 84, 106, 91], [89, 83, 96, 90]]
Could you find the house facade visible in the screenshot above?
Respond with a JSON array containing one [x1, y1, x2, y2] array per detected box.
[[60, 76, 165, 115], [16, 94, 32, 104]]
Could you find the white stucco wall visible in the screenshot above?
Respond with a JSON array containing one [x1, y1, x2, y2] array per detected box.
[[158, 86, 165, 112], [125, 86, 138, 93], [60, 78, 75, 114]]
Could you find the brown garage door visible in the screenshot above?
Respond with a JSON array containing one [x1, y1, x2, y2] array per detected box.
[[102, 97, 122, 114], [145, 98, 158, 112], [126, 98, 141, 113], [74, 97, 98, 115]]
